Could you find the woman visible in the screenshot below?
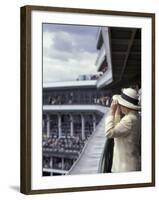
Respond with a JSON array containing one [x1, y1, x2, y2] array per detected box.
[[105, 88, 141, 173]]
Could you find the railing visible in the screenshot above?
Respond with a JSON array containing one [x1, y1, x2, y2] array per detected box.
[[43, 168, 68, 174], [43, 98, 111, 107], [97, 69, 113, 88], [43, 105, 107, 114], [98, 138, 114, 173]]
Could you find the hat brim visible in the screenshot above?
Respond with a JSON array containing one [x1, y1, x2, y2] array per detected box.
[[113, 95, 141, 111]]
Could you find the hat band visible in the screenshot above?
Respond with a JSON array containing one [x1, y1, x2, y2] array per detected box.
[[121, 92, 138, 105]]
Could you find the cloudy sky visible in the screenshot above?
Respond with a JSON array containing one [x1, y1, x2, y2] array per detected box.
[[43, 23, 99, 82]]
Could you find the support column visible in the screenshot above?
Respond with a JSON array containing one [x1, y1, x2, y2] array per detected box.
[[89, 92, 92, 104], [46, 114, 50, 137], [49, 157, 53, 168], [58, 114, 62, 138], [50, 157, 53, 176], [81, 114, 85, 140], [93, 114, 96, 131], [70, 114, 74, 137], [62, 157, 64, 170]]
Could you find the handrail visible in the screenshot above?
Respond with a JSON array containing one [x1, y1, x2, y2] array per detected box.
[[98, 138, 114, 173]]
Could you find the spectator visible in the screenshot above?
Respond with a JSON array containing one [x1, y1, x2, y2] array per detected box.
[[105, 88, 141, 172]]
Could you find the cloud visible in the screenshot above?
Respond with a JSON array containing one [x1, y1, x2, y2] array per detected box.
[[43, 52, 98, 82], [43, 24, 98, 37], [43, 24, 99, 82]]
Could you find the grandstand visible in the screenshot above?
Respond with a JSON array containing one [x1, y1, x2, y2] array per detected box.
[[42, 80, 110, 176], [42, 26, 141, 176]]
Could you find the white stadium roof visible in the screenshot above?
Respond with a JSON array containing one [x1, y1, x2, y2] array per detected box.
[[43, 80, 97, 89]]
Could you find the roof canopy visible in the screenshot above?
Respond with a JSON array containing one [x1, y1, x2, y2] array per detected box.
[[98, 27, 141, 90]]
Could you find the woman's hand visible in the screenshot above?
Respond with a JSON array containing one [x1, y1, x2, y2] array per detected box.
[[110, 100, 118, 115], [116, 104, 121, 116]]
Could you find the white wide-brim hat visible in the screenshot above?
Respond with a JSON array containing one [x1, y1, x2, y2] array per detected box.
[[113, 88, 141, 110]]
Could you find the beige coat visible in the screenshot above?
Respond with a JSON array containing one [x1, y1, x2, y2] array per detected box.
[[105, 111, 141, 173]]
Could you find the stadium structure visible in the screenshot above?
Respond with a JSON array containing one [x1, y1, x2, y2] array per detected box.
[[42, 26, 141, 176]]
